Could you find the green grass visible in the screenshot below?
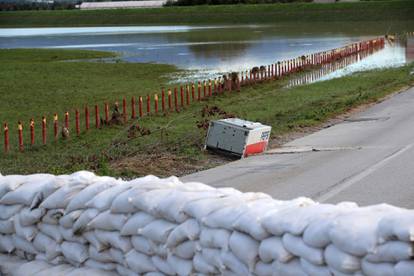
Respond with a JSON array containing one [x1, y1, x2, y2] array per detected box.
[[0, 49, 413, 177], [1, 1, 414, 27]]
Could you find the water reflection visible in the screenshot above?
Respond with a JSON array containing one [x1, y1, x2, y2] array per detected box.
[[286, 40, 409, 88]]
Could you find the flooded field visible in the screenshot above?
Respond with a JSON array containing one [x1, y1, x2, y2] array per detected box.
[[1, 21, 413, 82]]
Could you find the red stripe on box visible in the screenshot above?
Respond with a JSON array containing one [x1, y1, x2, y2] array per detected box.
[[244, 141, 267, 157]]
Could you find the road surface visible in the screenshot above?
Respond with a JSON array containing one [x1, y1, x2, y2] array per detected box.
[[182, 87, 414, 209]]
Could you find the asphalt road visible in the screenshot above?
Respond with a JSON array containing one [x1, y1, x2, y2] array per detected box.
[[182, 87, 414, 209]]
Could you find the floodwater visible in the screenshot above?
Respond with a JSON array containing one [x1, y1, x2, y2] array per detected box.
[[0, 21, 413, 82]]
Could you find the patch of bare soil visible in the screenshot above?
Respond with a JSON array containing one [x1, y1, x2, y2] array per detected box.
[[110, 152, 231, 177]]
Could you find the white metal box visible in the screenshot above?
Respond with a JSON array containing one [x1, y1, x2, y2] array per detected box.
[[205, 118, 271, 157]]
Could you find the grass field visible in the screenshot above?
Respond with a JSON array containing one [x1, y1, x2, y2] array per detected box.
[[1, 1, 414, 27], [0, 49, 413, 177]]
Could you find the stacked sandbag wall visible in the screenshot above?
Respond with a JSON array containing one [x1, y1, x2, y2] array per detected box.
[[0, 171, 413, 276]]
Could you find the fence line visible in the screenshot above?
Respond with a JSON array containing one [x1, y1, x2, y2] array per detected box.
[[1, 37, 386, 153]]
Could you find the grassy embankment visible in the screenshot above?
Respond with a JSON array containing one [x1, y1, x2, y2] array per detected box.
[[0, 49, 413, 176], [1, 1, 414, 27]]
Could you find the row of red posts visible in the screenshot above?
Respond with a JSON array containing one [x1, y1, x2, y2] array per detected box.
[[1, 37, 384, 153]]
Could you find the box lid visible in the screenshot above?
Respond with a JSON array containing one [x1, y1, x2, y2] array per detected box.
[[215, 118, 268, 130]]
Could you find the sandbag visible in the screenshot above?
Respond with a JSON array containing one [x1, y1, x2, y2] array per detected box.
[[125, 249, 157, 273], [60, 241, 88, 264], [254, 261, 273, 276], [193, 252, 218, 274], [394, 260, 414, 276], [110, 188, 141, 214], [282, 233, 324, 265], [259, 236, 293, 263], [131, 235, 156, 255], [19, 207, 46, 226], [199, 227, 231, 251], [42, 209, 64, 225], [12, 234, 37, 254], [109, 247, 125, 265], [116, 265, 137, 276], [274, 258, 307, 276], [378, 210, 414, 243], [84, 259, 116, 271], [324, 244, 361, 274], [87, 210, 128, 232], [167, 254, 194, 276], [0, 218, 14, 234], [94, 229, 132, 253], [0, 204, 22, 220], [66, 181, 115, 213], [229, 230, 259, 271], [220, 251, 249, 275], [120, 212, 155, 236], [59, 225, 86, 244], [365, 240, 413, 263], [72, 208, 100, 234], [38, 223, 62, 242], [0, 234, 15, 253], [138, 219, 177, 243], [40, 182, 85, 210], [59, 210, 83, 229], [14, 214, 38, 241], [86, 183, 130, 211], [83, 231, 107, 252], [151, 255, 175, 275], [361, 258, 394, 276], [166, 219, 200, 248], [173, 240, 198, 259], [300, 257, 331, 276], [88, 246, 113, 263]]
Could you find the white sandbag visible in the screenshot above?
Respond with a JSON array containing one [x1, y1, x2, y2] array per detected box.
[[201, 248, 225, 271], [116, 265, 137, 276], [151, 255, 175, 275], [69, 171, 99, 184], [303, 218, 333, 248], [167, 254, 194, 276], [89, 246, 113, 263], [120, 212, 155, 236], [110, 188, 141, 214], [173, 240, 198, 259], [394, 260, 414, 276], [193, 252, 219, 274], [125, 249, 157, 273], [0, 204, 22, 220], [40, 182, 86, 209], [282, 233, 324, 265], [14, 260, 52, 276], [129, 189, 174, 216], [0, 218, 14, 234], [94, 229, 132, 253], [109, 247, 125, 264], [83, 231, 108, 252], [229, 230, 259, 271], [153, 243, 168, 258], [262, 202, 333, 237], [19, 207, 46, 226], [33, 232, 54, 253], [65, 266, 117, 276], [154, 190, 219, 223], [0, 175, 56, 206], [199, 227, 231, 251], [131, 235, 156, 255], [144, 272, 165, 276], [220, 251, 249, 275], [87, 210, 128, 231], [378, 210, 414, 243], [15, 248, 35, 260], [203, 203, 248, 230], [66, 181, 115, 213], [365, 241, 413, 263], [44, 242, 62, 261], [259, 236, 293, 263], [139, 219, 177, 243], [324, 244, 361, 274], [59, 210, 83, 229], [73, 208, 100, 234], [41, 209, 64, 225], [12, 234, 37, 254], [361, 258, 394, 276], [13, 214, 37, 241], [38, 223, 62, 242], [0, 253, 27, 275], [300, 258, 331, 276], [0, 234, 15, 253], [166, 219, 200, 248], [35, 264, 76, 276], [183, 196, 242, 220], [85, 259, 116, 271], [329, 205, 398, 257], [254, 261, 273, 276], [59, 225, 87, 244], [0, 175, 27, 199], [60, 241, 88, 264], [86, 183, 131, 211], [274, 258, 307, 276]]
